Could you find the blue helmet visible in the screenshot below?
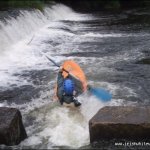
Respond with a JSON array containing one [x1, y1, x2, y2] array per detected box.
[[63, 79, 75, 95]]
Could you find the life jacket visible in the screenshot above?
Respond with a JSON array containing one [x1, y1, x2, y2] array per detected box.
[[63, 78, 75, 96]]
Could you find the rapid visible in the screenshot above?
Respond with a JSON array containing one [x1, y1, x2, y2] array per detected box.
[[0, 3, 150, 149]]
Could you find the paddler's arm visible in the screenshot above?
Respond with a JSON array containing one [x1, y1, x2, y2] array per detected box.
[[56, 67, 64, 103], [57, 67, 64, 87]]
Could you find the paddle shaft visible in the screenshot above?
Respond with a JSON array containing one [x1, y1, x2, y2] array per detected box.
[[45, 55, 77, 77], [45, 55, 60, 68]]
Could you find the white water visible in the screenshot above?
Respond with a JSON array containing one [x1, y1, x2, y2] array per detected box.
[[0, 3, 139, 149], [20, 94, 107, 148], [0, 4, 93, 89]]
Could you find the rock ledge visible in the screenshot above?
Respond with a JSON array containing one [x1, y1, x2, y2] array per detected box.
[[89, 106, 150, 143], [0, 107, 27, 145]]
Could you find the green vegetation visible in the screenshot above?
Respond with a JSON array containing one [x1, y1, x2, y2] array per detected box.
[[54, 0, 121, 12], [104, 0, 121, 10], [0, 0, 150, 11], [138, 58, 150, 65], [0, 0, 53, 11], [56, 0, 150, 12]]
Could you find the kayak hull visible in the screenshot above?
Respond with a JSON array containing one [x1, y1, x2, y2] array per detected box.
[[62, 102, 77, 108], [61, 60, 87, 92], [54, 60, 88, 105]]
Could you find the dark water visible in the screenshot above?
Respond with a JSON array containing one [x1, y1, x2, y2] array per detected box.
[[0, 5, 150, 149]]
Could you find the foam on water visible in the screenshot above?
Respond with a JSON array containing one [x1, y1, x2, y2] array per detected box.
[[82, 32, 150, 38], [20, 93, 112, 148], [0, 101, 8, 107], [18, 85, 129, 149]]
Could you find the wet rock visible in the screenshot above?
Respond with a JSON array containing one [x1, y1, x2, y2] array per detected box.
[[137, 58, 150, 65], [0, 107, 27, 145], [89, 106, 150, 143]]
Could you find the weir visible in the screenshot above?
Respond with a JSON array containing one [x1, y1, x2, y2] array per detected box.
[[0, 2, 150, 149]]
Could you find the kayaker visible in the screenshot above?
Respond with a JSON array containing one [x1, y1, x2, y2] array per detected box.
[[56, 67, 81, 107]]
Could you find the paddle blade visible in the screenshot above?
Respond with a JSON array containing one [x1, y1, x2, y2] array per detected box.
[[89, 87, 112, 102]]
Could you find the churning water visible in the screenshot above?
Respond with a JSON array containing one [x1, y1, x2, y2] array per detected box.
[[0, 3, 150, 149]]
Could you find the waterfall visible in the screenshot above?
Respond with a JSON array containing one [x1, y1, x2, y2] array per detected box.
[[0, 4, 78, 53]]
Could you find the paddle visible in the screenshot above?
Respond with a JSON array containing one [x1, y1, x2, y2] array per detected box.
[[88, 86, 112, 102], [45, 55, 112, 102]]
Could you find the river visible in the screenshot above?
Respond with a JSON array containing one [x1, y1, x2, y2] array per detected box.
[[0, 3, 150, 149]]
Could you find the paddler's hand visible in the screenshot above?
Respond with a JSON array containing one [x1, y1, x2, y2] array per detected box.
[[87, 84, 92, 91], [59, 66, 63, 72]]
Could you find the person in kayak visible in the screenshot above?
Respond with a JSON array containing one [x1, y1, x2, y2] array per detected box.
[[56, 67, 82, 107]]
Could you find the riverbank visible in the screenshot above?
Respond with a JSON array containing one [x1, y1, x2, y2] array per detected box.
[[0, 0, 54, 11], [1, 0, 150, 12], [56, 0, 150, 12]]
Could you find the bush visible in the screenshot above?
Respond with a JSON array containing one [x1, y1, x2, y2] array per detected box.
[[105, 0, 121, 10], [0, 0, 48, 11]]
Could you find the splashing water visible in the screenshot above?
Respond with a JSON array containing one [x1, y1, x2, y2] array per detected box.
[[21, 94, 106, 148]]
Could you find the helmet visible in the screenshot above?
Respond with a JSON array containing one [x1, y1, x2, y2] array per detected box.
[[63, 79, 75, 95]]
